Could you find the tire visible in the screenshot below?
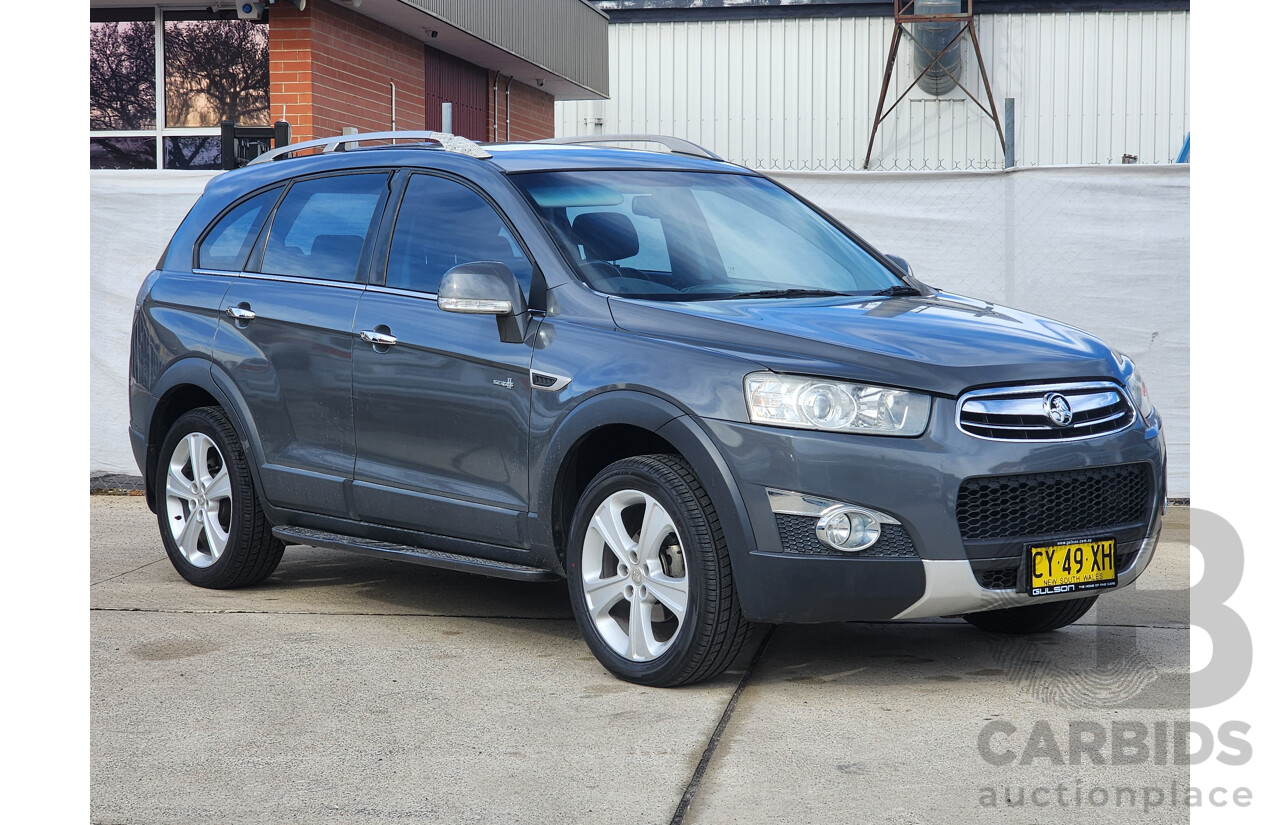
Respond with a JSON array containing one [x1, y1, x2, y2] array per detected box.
[[155, 406, 284, 589], [962, 595, 1098, 634], [566, 454, 752, 687]]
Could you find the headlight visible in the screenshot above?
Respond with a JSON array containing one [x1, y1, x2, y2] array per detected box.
[[1119, 355, 1156, 423], [744, 372, 931, 436]]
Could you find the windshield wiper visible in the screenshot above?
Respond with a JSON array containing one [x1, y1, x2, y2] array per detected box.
[[708, 288, 850, 300], [873, 284, 922, 297]]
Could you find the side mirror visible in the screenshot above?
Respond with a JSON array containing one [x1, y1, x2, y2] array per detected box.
[[885, 254, 913, 278], [438, 261, 530, 344]]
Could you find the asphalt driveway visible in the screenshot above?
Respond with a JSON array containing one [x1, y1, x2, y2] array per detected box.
[[91, 497, 1190, 824]]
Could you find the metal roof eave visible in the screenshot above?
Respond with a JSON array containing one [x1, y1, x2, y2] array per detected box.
[[367, 0, 608, 100]]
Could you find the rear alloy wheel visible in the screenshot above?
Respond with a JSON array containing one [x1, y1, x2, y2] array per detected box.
[[962, 595, 1099, 634], [567, 454, 751, 687], [157, 407, 283, 588]]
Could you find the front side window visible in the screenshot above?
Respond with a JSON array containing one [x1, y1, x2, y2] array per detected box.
[[513, 171, 901, 301], [197, 188, 281, 271], [259, 175, 389, 283], [385, 175, 534, 295]]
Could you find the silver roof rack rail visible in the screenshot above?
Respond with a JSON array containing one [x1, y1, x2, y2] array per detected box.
[[248, 131, 492, 165], [534, 134, 722, 161]]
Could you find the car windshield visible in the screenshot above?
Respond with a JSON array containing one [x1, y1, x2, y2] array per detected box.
[[511, 170, 903, 301]]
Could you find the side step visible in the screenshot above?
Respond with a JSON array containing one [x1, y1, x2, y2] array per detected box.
[[272, 526, 559, 582]]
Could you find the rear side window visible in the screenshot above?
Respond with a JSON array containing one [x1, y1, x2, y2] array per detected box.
[[197, 187, 279, 271], [259, 173, 389, 283], [384, 174, 533, 294]]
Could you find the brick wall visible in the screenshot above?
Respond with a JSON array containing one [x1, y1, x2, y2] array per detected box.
[[270, 1, 554, 146], [270, 0, 426, 144], [488, 74, 556, 143]]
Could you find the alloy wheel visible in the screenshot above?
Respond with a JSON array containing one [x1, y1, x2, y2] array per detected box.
[[580, 489, 690, 662], [164, 432, 233, 568]]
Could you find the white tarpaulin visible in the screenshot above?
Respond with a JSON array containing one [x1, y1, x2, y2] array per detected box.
[[770, 165, 1189, 497], [91, 170, 216, 478], [90, 164, 1189, 495]]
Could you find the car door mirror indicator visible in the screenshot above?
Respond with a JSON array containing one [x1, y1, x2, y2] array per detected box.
[[438, 262, 530, 344]]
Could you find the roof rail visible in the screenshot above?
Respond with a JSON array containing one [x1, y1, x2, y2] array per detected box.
[[533, 134, 723, 161], [248, 131, 492, 165]]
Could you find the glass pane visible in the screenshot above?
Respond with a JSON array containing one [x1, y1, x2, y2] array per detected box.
[[515, 171, 898, 300], [693, 189, 859, 288], [198, 188, 281, 271], [565, 200, 671, 272], [260, 175, 389, 283], [163, 136, 224, 170], [386, 176, 534, 294], [90, 137, 157, 170], [90, 21, 156, 130], [165, 19, 269, 128]]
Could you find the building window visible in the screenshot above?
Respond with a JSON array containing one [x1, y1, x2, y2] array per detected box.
[[90, 7, 269, 170]]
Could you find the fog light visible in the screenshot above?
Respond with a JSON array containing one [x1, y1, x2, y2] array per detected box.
[[815, 506, 881, 552]]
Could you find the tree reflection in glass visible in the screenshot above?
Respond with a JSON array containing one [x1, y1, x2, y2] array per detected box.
[[90, 22, 156, 131], [164, 20, 269, 128]]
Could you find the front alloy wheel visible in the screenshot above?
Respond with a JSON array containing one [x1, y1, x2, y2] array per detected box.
[[580, 489, 690, 662], [567, 454, 751, 687]]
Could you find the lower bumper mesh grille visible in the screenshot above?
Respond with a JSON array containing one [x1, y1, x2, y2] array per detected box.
[[774, 515, 919, 558], [957, 463, 1152, 541]]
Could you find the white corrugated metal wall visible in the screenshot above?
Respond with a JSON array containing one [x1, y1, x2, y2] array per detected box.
[[555, 11, 1190, 170]]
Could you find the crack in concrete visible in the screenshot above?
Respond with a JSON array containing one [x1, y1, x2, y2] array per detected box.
[[669, 625, 776, 825], [90, 559, 165, 588], [89, 606, 574, 620], [86, 607, 1185, 630]]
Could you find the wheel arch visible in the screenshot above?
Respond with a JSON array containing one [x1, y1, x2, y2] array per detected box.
[[143, 357, 266, 513], [534, 391, 759, 579]]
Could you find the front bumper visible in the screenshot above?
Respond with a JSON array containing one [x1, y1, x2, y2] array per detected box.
[[703, 397, 1166, 624]]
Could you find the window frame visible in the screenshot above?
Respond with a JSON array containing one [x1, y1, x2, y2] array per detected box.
[[90, 6, 269, 171]]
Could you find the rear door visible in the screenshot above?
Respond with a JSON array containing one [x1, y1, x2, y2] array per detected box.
[[213, 171, 392, 517], [350, 172, 538, 546]]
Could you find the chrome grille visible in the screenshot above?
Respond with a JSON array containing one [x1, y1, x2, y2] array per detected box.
[[957, 382, 1135, 441]]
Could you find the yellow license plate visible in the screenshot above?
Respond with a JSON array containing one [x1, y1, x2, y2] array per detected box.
[[1027, 538, 1117, 596]]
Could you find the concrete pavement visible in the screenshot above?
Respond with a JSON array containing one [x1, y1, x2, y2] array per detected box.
[[92, 497, 1190, 824]]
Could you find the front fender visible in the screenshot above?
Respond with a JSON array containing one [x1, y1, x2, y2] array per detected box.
[[529, 391, 760, 603]]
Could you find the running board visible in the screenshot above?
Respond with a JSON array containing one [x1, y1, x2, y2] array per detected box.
[[272, 526, 559, 582]]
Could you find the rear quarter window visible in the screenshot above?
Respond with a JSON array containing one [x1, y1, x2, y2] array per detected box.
[[196, 187, 280, 271]]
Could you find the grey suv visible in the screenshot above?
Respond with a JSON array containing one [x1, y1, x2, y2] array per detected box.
[[129, 132, 1166, 686]]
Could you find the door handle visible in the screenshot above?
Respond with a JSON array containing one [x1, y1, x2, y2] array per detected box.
[[226, 305, 256, 321], [360, 330, 398, 347]]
